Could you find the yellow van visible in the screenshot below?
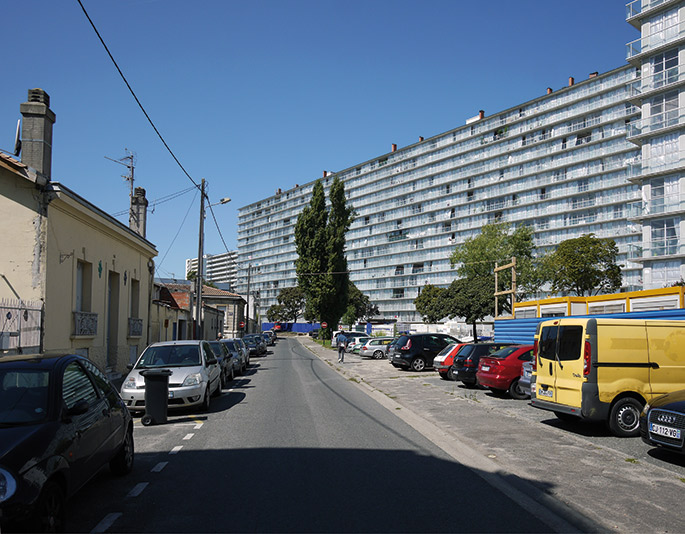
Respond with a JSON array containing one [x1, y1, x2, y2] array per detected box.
[[531, 318, 685, 437]]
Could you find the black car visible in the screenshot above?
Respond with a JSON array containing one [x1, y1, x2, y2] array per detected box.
[[452, 342, 514, 386], [640, 389, 685, 453], [389, 333, 459, 371], [0, 354, 134, 532], [243, 334, 266, 356]]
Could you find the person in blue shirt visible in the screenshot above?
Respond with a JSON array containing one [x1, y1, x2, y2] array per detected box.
[[337, 331, 348, 363]]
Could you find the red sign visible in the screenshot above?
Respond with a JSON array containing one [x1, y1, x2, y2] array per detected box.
[[238, 321, 245, 328], [321, 322, 328, 328], [274, 324, 282, 330]]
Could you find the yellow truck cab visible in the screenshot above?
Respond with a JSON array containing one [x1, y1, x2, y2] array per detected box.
[[531, 318, 685, 437]]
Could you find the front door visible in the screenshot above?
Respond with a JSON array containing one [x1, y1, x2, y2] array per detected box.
[[537, 322, 584, 408]]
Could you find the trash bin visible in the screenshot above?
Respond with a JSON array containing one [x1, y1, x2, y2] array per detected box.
[[140, 369, 172, 426]]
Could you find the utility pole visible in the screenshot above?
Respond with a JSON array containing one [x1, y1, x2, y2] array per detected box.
[[195, 178, 205, 339], [245, 263, 251, 334], [105, 149, 136, 225]]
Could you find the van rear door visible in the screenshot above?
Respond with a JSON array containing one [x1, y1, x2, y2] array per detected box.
[[646, 321, 685, 398], [536, 321, 584, 408]]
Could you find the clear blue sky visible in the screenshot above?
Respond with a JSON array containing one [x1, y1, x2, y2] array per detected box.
[[2, 1, 637, 280]]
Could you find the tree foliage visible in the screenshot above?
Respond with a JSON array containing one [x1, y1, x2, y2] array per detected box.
[[546, 234, 622, 296], [266, 286, 305, 323], [341, 282, 380, 327], [414, 285, 448, 323], [294, 177, 354, 338]]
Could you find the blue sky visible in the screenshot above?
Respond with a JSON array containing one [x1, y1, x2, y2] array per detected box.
[[2, 1, 637, 279]]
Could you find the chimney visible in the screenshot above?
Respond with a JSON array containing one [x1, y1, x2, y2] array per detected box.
[[419, 136, 424, 142], [568, 76, 575, 87], [547, 87, 553, 94], [391, 143, 397, 152], [589, 72, 598, 79], [20, 88, 56, 179], [479, 110, 485, 120], [130, 187, 148, 238]]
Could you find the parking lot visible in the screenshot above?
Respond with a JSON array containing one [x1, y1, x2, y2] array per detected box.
[[300, 335, 685, 533]]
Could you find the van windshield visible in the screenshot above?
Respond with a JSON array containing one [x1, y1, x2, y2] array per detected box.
[[539, 325, 583, 361]]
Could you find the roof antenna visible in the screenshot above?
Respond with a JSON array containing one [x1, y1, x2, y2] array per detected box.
[[13, 119, 21, 157]]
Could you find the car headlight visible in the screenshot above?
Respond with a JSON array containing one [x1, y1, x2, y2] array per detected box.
[[182, 373, 202, 387], [0, 467, 17, 503], [122, 377, 137, 390], [642, 403, 650, 415]]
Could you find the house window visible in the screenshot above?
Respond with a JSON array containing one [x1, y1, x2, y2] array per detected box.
[[395, 265, 404, 276], [540, 188, 547, 200], [76, 260, 92, 312], [130, 279, 140, 318], [576, 132, 592, 145], [393, 288, 405, 299]]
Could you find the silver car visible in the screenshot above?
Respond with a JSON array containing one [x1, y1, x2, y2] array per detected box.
[[359, 337, 395, 359], [121, 340, 222, 414], [519, 360, 534, 399], [221, 338, 249, 376]]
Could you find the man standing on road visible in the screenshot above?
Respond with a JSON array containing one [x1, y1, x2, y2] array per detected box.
[[337, 331, 347, 363]]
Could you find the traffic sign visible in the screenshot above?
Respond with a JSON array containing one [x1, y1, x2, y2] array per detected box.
[[238, 321, 245, 328], [321, 322, 328, 329]]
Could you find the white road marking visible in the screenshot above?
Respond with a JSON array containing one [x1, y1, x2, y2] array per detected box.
[[194, 422, 203, 429], [90, 512, 122, 533], [183, 433, 194, 440], [127, 482, 149, 498], [170, 445, 183, 454], [151, 461, 168, 472]]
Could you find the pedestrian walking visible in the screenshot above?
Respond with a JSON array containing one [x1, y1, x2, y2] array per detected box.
[[337, 331, 348, 363]]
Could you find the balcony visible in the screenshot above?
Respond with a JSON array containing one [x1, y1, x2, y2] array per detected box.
[[128, 317, 143, 338], [626, 20, 685, 64], [627, 64, 683, 103], [628, 194, 685, 220], [627, 238, 685, 260], [73, 311, 98, 337], [629, 150, 685, 181], [626, 0, 679, 27], [627, 105, 685, 142]]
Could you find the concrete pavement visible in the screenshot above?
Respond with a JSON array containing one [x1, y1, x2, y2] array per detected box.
[[298, 335, 684, 534]]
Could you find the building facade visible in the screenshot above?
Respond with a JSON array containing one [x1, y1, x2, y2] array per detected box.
[[185, 251, 238, 290], [237, 2, 685, 324]]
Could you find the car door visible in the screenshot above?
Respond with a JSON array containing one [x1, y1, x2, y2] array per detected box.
[[537, 322, 584, 407], [424, 335, 451, 365], [61, 360, 111, 492], [202, 342, 220, 395]]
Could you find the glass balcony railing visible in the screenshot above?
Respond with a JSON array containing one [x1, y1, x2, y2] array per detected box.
[[627, 105, 685, 138], [626, 0, 672, 20], [629, 150, 685, 178], [627, 20, 685, 60], [627, 64, 682, 99], [627, 238, 684, 258]]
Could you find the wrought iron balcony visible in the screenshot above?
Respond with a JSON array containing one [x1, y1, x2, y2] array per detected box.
[[128, 317, 143, 337], [73, 311, 98, 337]]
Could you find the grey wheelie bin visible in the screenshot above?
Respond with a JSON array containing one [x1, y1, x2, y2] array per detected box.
[[140, 369, 172, 425]]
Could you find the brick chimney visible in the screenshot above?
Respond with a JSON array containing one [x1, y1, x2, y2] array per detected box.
[[479, 110, 485, 119], [568, 77, 575, 87], [20, 88, 56, 180], [130, 187, 148, 238], [391, 143, 397, 152], [547, 87, 553, 94]]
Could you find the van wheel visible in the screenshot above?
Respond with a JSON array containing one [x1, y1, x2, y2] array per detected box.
[[609, 397, 643, 437]]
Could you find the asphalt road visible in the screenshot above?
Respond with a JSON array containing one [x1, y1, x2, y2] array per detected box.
[[67, 337, 563, 533]]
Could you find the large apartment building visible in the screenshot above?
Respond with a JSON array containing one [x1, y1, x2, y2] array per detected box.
[[185, 251, 238, 290], [236, 1, 685, 324]]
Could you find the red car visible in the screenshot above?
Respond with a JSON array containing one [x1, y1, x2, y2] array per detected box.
[[433, 343, 467, 380], [476, 345, 534, 399]]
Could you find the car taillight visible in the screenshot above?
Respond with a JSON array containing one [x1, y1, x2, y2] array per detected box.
[[401, 339, 412, 350], [464, 358, 475, 368], [583, 341, 591, 376]]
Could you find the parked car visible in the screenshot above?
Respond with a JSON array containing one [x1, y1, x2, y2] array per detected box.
[[221, 338, 249, 376], [389, 333, 460, 371], [308, 329, 320, 338], [519, 360, 535, 398], [433, 343, 467, 380], [452, 342, 514, 387], [640, 389, 685, 453], [476, 345, 534, 399], [386, 337, 401, 360], [208, 341, 236, 386], [0, 353, 134, 532], [359, 337, 395, 359], [243, 334, 267, 355], [261, 332, 275, 347], [121, 340, 222, 414], [348, 337, 371, 354]]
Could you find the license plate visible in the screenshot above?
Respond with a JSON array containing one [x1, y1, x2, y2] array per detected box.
[[481, 365, 490, 372], [538, 387, 553, 398], [168, 391, 174, 399], [650, 423, 681, 439], [524, 370, 531, 378]]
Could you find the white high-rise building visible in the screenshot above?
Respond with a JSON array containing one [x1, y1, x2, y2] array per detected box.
[[185, 251, 238, 290], [236, 2, 685, 324]]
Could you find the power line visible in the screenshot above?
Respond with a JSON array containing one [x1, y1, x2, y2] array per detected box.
[[112, 185, 196, 217], [155, 188, 199, 274], [76, 0, 200, 191]]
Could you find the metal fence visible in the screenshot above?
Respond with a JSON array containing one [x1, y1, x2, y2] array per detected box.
[[0, 298, 43, 354]]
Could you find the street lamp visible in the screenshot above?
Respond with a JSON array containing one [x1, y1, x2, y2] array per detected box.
[[195, 178, 231, 339]]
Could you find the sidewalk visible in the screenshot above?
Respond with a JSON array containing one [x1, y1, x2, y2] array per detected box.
[[299, 336, 683, 533]]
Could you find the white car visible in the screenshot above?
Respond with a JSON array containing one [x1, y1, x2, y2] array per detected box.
[[121, 340, 222, 414]]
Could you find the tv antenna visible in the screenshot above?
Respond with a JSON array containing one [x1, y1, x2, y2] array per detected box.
[[105, 149, 136, 200]]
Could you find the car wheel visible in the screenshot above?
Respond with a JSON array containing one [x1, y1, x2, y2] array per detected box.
[[220, 371, 226, 390], [508, 378, 528, 400], [446, 367, 456, 381], [489, 387, 507, 397], [463, 380, 477, 388], [373, 350, 384, 360], [609, 397, 643, 437], [410, 357, 426, 372], [34, 481, 66, 533], [110, 426, 134, 476], [227, 366, 234, 382], [201, 388, 211, 412]]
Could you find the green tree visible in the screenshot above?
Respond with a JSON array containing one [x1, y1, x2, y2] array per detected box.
[[414, 284, 448, 323], [294, 177, 354, 338], [267, 286, 305, 323], [341, 282, 379, 327], [546, 234, 622, 296], [445, 277, 495, 341]]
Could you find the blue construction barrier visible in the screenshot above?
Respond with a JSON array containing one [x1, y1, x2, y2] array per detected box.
[[262, 322, 320, 334]]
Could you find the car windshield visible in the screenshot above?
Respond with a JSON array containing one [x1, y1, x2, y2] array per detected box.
[[208, 342, 225, 356], [0, 368, 50, 425], [136, 345, 201, 368]]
